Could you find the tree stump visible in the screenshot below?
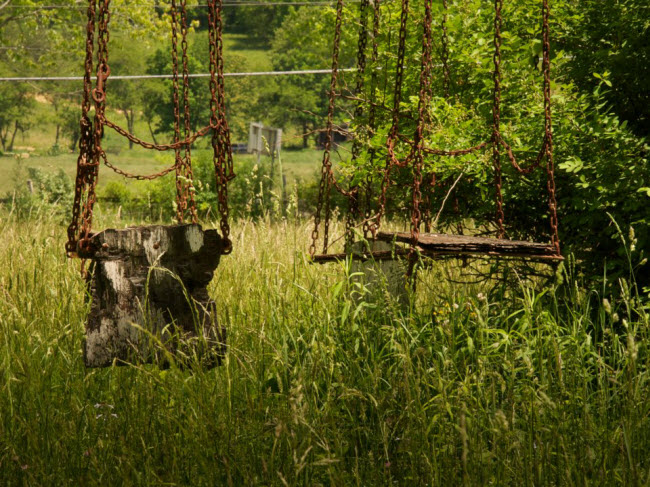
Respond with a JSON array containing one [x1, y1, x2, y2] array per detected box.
[[83, 224, 227, 368], [349, 240, 411, 307]]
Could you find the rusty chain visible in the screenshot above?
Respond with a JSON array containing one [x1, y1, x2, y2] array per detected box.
[[77, 0, 111, 253], [369, 0, 410, 237], [67, 0, 234, 260], [410, 0, 435, 251], [345, 0, 369, 248], [66, 0, 96, 255], [171, 0, 187, 221], [363, 0, 381, 239], [180, 0, 198, 224], [489, 0, 559, 247], [101, 117, 216, 152], [441, 0, 450, 99], [172, 0, 198, 223], [492, 0, 505, 238], [312, 0, 559, 256], [309, 0, 344, 258], [542, 0, 560, 254], [208, 0, 234, 252], [420, 0, 451, 233]]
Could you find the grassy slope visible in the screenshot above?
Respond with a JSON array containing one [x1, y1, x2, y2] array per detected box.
[[0, 32, 323, 195], [0, 215, 649, 484]]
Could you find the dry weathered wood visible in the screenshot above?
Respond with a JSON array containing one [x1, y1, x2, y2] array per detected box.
[[377, 232, 563, 260], [84, 224, 227, 368]]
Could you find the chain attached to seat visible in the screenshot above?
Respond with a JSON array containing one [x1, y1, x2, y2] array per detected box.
[[66, 0, 234, 261]]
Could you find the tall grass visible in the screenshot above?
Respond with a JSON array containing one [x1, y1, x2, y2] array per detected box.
[[0, 214, 649, 485]]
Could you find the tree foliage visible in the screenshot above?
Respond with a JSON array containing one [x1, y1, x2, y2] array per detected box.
[[287, 0, 650, 286]]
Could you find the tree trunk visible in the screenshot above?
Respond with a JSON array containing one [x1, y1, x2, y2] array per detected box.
[[8, 120, 19, 152], [302, 121, 309, 148], [70, 131, 79, 151], [82, 224, 228, 368], [147, 120, 159, 146], [0, 125, 7, 151], [348, 240, 411, 308]]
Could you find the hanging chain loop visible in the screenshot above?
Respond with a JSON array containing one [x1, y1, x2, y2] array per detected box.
[[67, 0, 234, 260], [66, 0, 97, 255], [208, 0, 234, 252], [491, 0, 505, 238], [310, 0, 345, 258], [542, 0, 560, 254]]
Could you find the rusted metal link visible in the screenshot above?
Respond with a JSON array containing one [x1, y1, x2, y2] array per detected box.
[[101, 117, 217, 151], [410, 0, 435, 250], [67, 0, 234, 259], [371, 0, 409, 236], [310, 0, 345, 258], [397, 134, 490, 157], [542, 0, 560, 254], [441, 0, 451, 99], [500, 135, 548, 175], [99, 151, 179, 180], [492, 0, 505, 238], [208, 0, 234, 249]]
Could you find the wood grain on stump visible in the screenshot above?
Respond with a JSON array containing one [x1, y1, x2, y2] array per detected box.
[[83, 224, 227, 368]]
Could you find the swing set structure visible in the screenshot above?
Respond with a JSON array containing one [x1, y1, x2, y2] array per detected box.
[[65, 0, 234, 367], [310, 0, 563, 264], [65, 0, 233, 261], [64, 0, 562, 366]]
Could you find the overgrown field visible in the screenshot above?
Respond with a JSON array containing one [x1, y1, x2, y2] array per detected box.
[[1, 214, 649, 485]]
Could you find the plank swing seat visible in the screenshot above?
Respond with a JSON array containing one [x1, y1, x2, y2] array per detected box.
[[312, 232, 563, 263], [378, 232, 563, 260], [66, 0, 234, 368], [309, 0, 562, 275]]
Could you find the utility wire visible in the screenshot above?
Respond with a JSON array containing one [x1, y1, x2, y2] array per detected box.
[[0, 68, 355, 82], [2, 1, 364, 9]]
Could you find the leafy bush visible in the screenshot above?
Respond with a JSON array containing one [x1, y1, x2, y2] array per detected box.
[[3, 163, 73, 220]]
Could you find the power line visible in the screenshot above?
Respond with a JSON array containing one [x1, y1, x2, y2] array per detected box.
[[0, 68, 355, 82], [2, 1, 362, 9]]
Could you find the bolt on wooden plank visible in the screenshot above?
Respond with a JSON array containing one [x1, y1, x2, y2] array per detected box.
[[82, 224, 227, 368]]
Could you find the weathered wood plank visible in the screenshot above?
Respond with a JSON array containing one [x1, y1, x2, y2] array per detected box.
[[84, 224, 227, 368], [377, 232, 562, 259]]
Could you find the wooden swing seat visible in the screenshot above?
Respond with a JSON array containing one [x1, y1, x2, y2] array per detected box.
[[312, 231, 562, 263]]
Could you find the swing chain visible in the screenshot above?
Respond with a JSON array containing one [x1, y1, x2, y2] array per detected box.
[[66, 0, 97, 255], [208, 0, 234, 250], [79, 0, 111, 253], [171, 0, 198, 224], [67, 0, 234, 258], [346, 0, 370, 248], [411, 0, 435, 248], [492, 0, 505, 238], [362, 0, 381, 240], [371, 0, 409, 237], [310, 0, 344, 258], [542, 0, 560, 254], [441, 0, 450, 99]]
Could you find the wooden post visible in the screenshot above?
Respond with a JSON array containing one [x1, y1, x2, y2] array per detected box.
[[83, 224, 227, 368], [349, 240, 410, 307]]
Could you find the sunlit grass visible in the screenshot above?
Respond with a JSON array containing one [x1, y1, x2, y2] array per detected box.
[[0, 213, 649, 484]]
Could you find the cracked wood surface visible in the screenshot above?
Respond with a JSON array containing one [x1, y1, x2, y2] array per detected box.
[[84, 224, 227, 368]]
